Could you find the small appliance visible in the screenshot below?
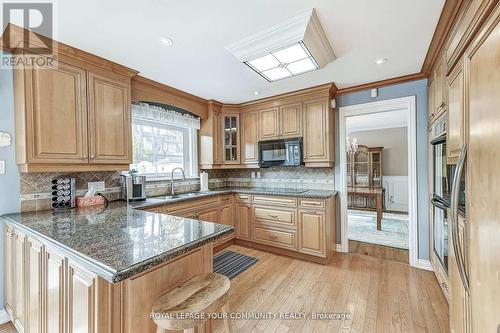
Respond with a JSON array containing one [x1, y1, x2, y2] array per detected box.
[[258, 137, 302, 167], [121, 175, 147, 201]]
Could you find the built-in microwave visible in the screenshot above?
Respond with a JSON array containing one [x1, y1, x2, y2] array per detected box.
[[258, 137, 302, 167]]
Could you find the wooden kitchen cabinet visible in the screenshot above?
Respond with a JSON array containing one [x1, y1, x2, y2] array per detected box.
[[240, 111, 259, 165], [447, 60, 465, 164], [12, 50, 137, 173], [87, 71, 132, 164], [13, 229, 26, 333], [221, 114, 240, 164], [280, 102, 302, 138], [428, 75, 436, 124], [303, 98, 334, 167], [26, 237, 44, 333], [4, 225, 14, 319], [67, 261, 98, 333], [258, 107, 280, 140], [13, 60, 89, 165], [235, 203, 251, 240], [199, 100, 223, 169], [196, 206, 220, 223], [45, 248, 65, 333], [258, 104, 302, 140], [298, 209, 326, 257]]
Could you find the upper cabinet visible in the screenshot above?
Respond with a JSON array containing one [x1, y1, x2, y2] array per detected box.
[[5, 25, 138, 173], [87, 71, 132, 164], [303, 97, 334, 167], [447, 60, 465, 164], [258, 103, 302, 141], [199, 84, 335, 169], [241, 111, 259, 166], [222, 114, 240, 164], [428, 53, 448, 126]]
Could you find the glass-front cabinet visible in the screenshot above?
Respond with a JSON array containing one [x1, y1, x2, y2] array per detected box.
[[222, 114, 240, 164]]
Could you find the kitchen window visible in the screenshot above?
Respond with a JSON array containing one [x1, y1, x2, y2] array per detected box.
[[130, 102, 200, 178]]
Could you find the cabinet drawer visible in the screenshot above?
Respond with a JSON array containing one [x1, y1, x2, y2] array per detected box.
[[253, 227, 296, 250], [162, 196, 219, 213], [252, 195, 296, 207], [254, 206, 296, 228], [235, 193, 251, 204], [220, 195, 233, 205], [299, 199, 325, 209]]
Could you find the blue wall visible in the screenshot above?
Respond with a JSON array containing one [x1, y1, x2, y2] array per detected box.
[[335, 79, 430, 260], [0, 55, 21, 309]]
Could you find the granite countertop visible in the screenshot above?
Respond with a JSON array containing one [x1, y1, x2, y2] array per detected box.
[[132, 187, 338, 210], [2, 201, 233, 282], [1, 187, 336, 283]]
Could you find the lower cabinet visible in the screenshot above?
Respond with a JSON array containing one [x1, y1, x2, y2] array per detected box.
[[235, 203, 251, 240], [298, 209, 326, 257], [68, 261, 97, 333], [45, 248, 65, 333], [13, 229, 26, 333], [26, 237, 43, 333]]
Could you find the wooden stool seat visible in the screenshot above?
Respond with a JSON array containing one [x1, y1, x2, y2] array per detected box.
[[152, 273, 231, 332]]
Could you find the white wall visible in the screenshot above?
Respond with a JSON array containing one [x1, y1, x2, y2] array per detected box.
[[349, 127, 408, 177]]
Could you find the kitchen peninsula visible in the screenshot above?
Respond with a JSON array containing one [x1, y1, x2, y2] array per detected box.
[[2, 187, 336, 333]]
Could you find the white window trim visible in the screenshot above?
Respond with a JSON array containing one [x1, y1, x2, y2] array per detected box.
[[131, 118, 199, 179]]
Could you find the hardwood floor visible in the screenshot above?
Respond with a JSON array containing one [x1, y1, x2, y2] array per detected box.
[[214, 244, 448, 333], [349, 240, 409, 264]]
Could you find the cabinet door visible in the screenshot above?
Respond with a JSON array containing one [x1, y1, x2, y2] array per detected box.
[[87, 71, 132, 164], [220, 204, 233, 227], [26, 61, 88, 163], [447, 62, 465, 164], [4, 225, 14, 319], [236, 204, 251, 240], [303, 98, 331, 164], [68, 262, 97, 333], [466, 10, 500, 332], [26, 237, 43, 333], [45, 248, 65, 333], [241, 111, 259, 165], [259, 107, 279, 140], [13, 230, 26, 332], [197, 207, 220, 223], [298, 210, 326, 257], [434, 61, 444, 114], [280, 103, 302, 138], [222, 114, 240, 164]]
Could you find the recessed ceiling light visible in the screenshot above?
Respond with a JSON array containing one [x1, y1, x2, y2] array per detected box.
[[254, 91, 260, 95], [375, 57, 388, 65], [161, 37, 174, 46]]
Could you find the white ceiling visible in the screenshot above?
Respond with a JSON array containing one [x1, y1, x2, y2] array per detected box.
[[346, 109, 407, 133], [54, 0, 444, 103]]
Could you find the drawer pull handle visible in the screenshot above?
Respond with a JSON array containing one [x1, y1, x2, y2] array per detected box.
[[269, 214, 279, 219], [268, 235, 278, 239]]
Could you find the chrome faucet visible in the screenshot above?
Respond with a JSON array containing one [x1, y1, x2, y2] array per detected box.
[[170, 167, 186, 196]]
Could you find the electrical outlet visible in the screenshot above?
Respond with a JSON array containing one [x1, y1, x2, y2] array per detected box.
[[88, 181, 105, 192], [0, 160, 5, 174]]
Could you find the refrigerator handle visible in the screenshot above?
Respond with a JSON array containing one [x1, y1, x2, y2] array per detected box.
[[450, 144, 470, 294]]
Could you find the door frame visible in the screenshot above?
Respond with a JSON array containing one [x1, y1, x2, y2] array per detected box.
[[338, 96, 419, 268]]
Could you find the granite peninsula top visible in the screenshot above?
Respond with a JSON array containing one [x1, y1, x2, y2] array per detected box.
[[1, 187, 336, 283], [2, 201, 233, 282]]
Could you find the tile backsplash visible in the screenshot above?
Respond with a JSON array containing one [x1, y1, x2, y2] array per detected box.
[[19, 166, 334, 212]]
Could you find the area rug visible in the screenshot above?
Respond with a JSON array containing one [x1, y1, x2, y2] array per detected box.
[[348, 210, 409, 249], [213, 250, 258, 279]]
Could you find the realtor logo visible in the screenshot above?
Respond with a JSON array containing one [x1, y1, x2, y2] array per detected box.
[[1, 0, 57, 68]]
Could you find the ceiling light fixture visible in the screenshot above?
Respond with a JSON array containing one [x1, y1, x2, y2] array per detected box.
[[225, 9, 335, 82], [375, 57, 388, 65], [160, 37, 174, 46], [253, 91, 260, 95]]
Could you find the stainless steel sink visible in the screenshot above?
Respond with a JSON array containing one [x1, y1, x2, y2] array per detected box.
[[161, 192, 202, 200]]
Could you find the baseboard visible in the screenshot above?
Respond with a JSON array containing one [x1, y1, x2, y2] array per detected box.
[[416, 259, 433, 271], [0, 309, 10, 325], [335, 244, 345, 252]]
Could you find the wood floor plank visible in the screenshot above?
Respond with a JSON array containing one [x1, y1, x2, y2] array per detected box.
[[213, 245, 448, 333]]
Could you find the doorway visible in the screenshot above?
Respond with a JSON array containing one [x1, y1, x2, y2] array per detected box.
[[339, 96, 418, 267]]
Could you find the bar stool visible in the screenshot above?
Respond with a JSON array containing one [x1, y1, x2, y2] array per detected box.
[[152, 273, 232, 333]]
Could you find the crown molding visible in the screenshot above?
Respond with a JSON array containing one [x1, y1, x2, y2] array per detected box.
[[336, 72, 426, 95]]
